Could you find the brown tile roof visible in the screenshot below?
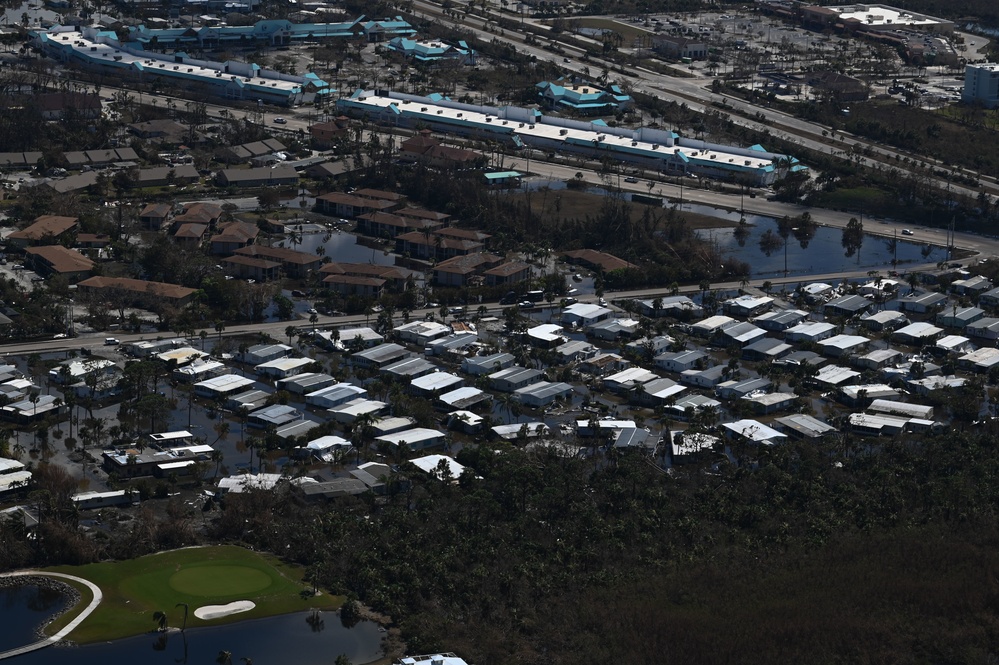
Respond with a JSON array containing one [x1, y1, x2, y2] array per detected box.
[[396, 231, 483, 252], [434, 253, 503, 275], [139, 203, 172, 219], [317, 192, 396, 210], [233, 245, 321, 265], [173, 223, 207, 239], [435, 227, 491, 242], [211, 221, 258, 244], [221, 255, 281, 270], [174, 202, 223, 224], [562, 249, 637, 272], [396, 207, 450, 222], [353, 188, 403, 202], [9, 215, 78, 241], [483, 261, 531, 277], [77, 276, 196, 301], [25, 245, 94, 274], [319, 262, 406, 279], [323, 274, 386, 287]]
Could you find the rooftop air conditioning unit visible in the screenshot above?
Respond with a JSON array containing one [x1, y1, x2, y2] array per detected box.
[[652, 144, 659, 149], [456, 113, 462, 117], [745, 160, 751, 166], [631, 141, 637, 146], [560, 129, 568, 135], [421, 107, 427, 111], [437, 110, 443, 114]]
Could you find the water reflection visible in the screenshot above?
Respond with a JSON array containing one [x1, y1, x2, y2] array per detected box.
[[12, 612, 383, 665]]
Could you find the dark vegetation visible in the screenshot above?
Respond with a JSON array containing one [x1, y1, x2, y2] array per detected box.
[[13, 419, 999, 662]]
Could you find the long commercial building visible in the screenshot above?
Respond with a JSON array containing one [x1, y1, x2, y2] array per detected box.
[[34, 26, 331, 106], [336, 90, 802, 185]]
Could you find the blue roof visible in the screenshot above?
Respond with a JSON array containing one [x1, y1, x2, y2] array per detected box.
[[485, 171, 522, 179]]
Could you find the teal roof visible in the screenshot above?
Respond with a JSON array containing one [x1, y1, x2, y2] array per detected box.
[[485, 171, 522, 179]]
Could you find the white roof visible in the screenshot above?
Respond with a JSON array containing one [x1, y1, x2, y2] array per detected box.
[[820, 334, 869, 349], [410, 372, 463, 392], [725, 294, 773, 309], [895, 322, 943, 338], [409, 454, 465, 479], [576, 419, 638, 430], [869, 399, 934, 419], [814, 365, 861, 385], [786, 321, 835, 337], [195, 374, 255, 392], [863, 310, 907, 324], [337, 326, 383, 341], [330, 398, 387, 416], [0, 470, 32, 491], [527, 323, 564, 343], [149, 430, 194, 442], [722, 419, 787, 443], [306, 435, 351, 451], [346, 92, 780, 171], [0, 458, 26, 473], [376, 427, 444, 445], [255, 356, 313, 372], [491, 422, 549, 439], [960, 347, 999, 366], [802, 282, 833, 295], [156, 346, 207, 363], [562, 303, 611, 319], [839, 384, 899, 400], [936, 335, 971, 349], [604, 367, 659, 385], [439, 386, 487, 406], [692, 315, 735, 332]]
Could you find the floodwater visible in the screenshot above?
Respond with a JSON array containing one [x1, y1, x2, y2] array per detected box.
[[694, 213, 943, 277]]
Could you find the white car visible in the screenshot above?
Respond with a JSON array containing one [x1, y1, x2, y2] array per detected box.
[[901, 229, 914, 236], [273, 117, 287, 124], [104, 337, 120, 346], [53, 333, 68, 339]]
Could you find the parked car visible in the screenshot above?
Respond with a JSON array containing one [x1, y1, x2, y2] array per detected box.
[[273, 117, 287, 124]]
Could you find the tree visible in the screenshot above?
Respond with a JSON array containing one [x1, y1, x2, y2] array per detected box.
[[175, 603, 189, 631], [214, 320, 226, 345], [217, 651, 233, 665], [153, 610, 168, 632], [842, 217, 864, 261]]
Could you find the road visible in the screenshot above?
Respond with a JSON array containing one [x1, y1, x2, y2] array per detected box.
[[0, 571, 103, 659], [409, 0, 997, 200]]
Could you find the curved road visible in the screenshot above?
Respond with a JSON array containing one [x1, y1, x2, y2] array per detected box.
[[0, 571, 102, 660]]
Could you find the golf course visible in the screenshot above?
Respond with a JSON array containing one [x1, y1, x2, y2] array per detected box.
[[43, 546, 342, 643]]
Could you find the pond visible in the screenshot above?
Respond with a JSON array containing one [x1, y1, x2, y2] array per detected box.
[[694, 213, 944, 277], [0, 584, 69, 652], [5, 598, 384, 665]]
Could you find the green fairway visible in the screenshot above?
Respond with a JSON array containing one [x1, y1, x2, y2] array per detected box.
[[46, 546, 342, 644], [169, 566, 273, 596]]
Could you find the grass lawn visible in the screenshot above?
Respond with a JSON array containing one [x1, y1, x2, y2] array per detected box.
[[45, 545, 342, 644]]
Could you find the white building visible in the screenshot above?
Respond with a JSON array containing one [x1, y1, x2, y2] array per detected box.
[[964, 63, 999, 109]]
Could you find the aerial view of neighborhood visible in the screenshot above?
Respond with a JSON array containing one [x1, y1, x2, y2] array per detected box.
[[3, 0, 999, 660]]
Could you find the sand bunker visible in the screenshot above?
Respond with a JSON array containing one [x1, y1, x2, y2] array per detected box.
[[193, 600, 256, 620]]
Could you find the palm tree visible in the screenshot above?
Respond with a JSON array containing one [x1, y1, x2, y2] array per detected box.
[[217, 651, 233, 665], [153, 610, 168, 632], [175, 603, 189, 631]]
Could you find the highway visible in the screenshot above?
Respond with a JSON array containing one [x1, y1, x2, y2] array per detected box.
[[408, 0, 998, 200]]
